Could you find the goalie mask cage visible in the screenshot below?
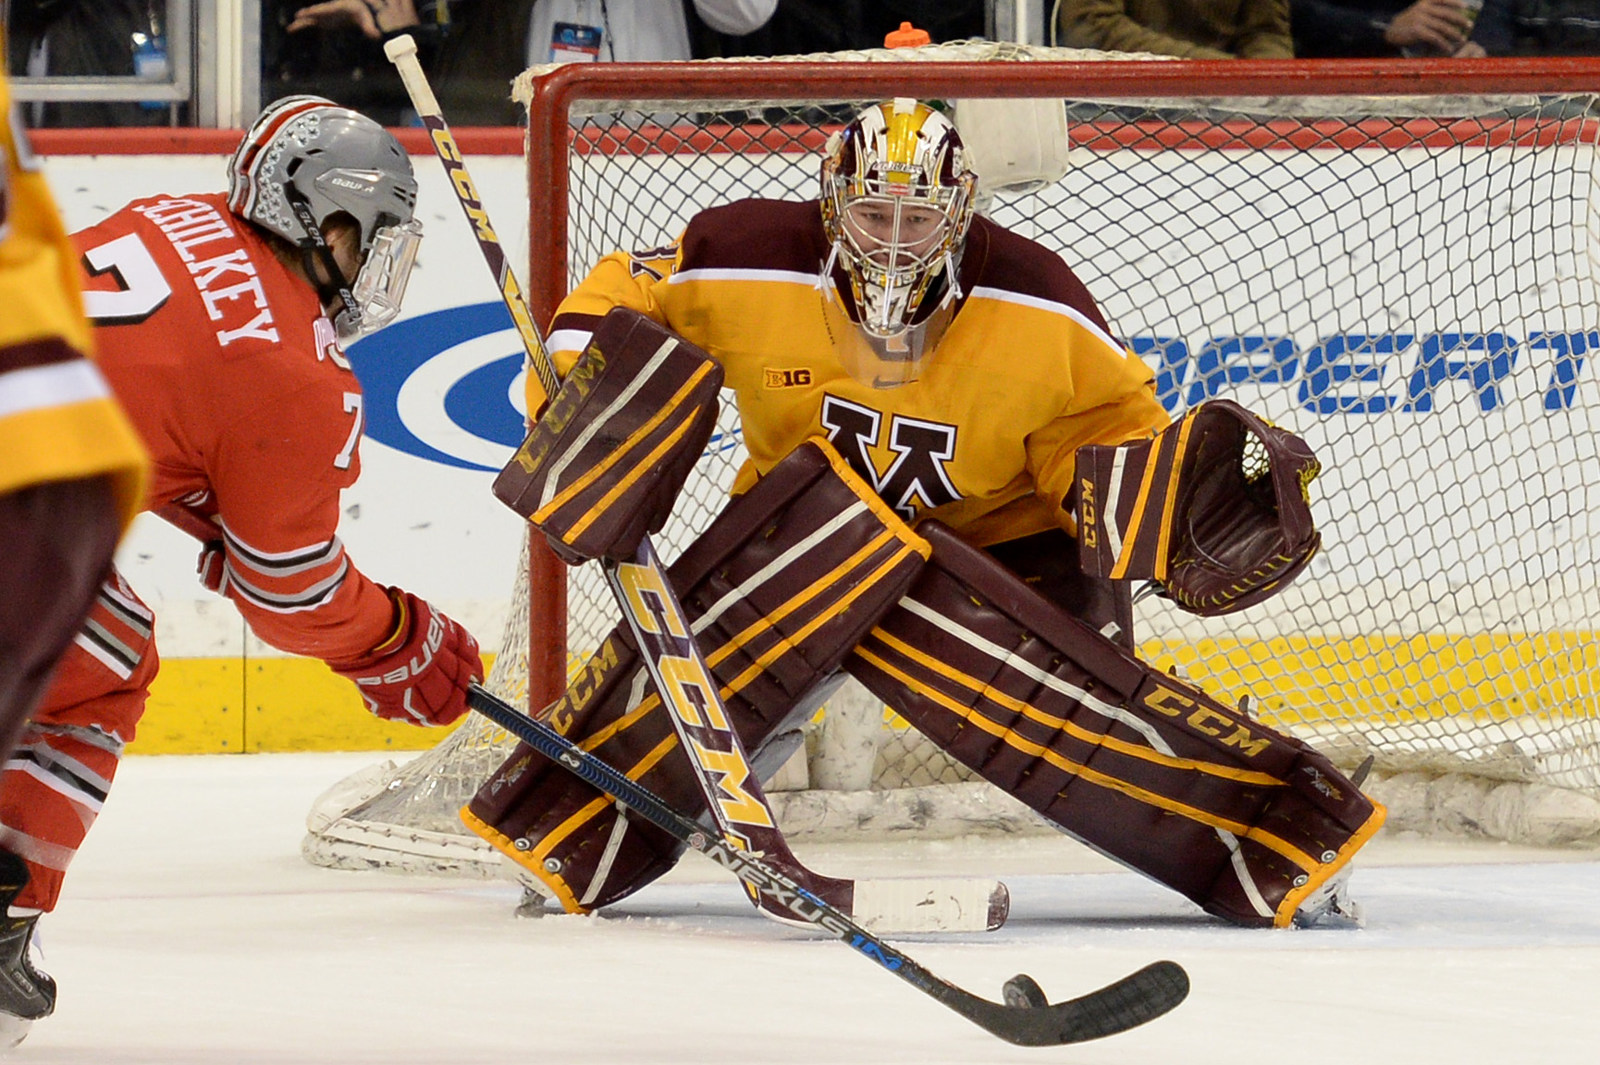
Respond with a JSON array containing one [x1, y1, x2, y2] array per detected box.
[[304, 46, 1600, 880]]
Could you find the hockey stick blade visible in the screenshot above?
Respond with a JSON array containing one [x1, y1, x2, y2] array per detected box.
[[468, 684, 1189, 1046]]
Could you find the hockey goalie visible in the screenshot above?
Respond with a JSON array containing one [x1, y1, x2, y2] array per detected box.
[[466, 98, 1384, 929]]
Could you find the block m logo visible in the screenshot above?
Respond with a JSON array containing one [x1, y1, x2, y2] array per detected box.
[[820, 394, 961, 521]]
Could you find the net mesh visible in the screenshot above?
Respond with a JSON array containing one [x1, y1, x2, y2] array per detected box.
[[303, 49, 1600, 876]]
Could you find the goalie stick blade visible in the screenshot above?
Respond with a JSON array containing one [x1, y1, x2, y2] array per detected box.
[[847, 875, 1009, 934], [964, 960, 1190, 1047], [752, 874, 1009, 934]]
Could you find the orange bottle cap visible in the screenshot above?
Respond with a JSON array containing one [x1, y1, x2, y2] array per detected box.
[[884, 21, 931, 48]]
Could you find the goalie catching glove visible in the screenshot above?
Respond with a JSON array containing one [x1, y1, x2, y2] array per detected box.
[[493, 307, 724, 564], [329, 588, 483, 726], [1075, 398, 1321, 616]]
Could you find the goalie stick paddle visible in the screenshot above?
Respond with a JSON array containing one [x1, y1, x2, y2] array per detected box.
[[383, 35, 1005, 935], [467, 683, 1190, 1047]]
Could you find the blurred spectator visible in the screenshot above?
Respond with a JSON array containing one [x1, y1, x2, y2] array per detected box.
[[527, 0, 776, 63], [691, 1, 985, 57], [4, 1, 177, 126], [265, 0, 535, 125], [1056, 0, 1293, 57], [1473, 0, 1600, 54], [1291, 0, 1489, 56], [266, 1, 778, 126]]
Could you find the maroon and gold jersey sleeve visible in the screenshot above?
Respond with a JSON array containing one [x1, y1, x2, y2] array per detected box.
[[72, 194, 394, 664], [542, 246, 679, 390], [0, 78, 147, 525]]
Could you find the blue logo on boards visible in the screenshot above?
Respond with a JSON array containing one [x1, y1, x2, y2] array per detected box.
[[351, 305, 1598, 471], [1138, 331, 1597, 414], [347, 302, 527, 472]]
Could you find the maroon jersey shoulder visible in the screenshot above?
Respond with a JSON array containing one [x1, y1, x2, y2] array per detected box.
[[678, 198, 829, 275], [959, 215, 1112, 336]]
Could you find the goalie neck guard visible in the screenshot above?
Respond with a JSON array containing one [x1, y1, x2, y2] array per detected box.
[[821, 98, 976, 385], [226, 95, 421, 339]]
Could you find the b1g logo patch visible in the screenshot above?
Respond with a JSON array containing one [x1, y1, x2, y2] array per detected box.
[[764, 367, 813, 389]]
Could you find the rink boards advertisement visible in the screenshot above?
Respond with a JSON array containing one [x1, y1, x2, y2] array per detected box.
[[39, 138, 1600, 753]]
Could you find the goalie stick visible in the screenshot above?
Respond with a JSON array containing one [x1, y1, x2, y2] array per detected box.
[[384, 35, 1006, 935], [467, 683, 1189, 1047]]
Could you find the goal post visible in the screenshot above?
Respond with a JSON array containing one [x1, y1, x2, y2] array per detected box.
[[303, 48, 1600, 879]]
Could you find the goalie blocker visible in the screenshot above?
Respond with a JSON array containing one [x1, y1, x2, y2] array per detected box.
[[492, 307, 723, 563], [847, 522, 1384, 928], [465, 438, 931, 913]]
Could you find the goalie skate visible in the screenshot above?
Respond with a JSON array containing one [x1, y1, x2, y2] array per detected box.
[[1292, 864, 1363, 929]]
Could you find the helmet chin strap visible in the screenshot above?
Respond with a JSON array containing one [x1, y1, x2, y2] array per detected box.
[[288, 196, 362, 335]]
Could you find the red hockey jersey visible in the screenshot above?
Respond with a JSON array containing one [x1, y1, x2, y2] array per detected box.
[[73, 193, 393, 663]]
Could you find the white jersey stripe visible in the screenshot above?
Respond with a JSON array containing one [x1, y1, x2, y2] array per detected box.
[[0, 825, 78, 873], [668, 266, 820, 288], [0, 361, 113, 420], [546, 328, 593, 356], [225, 557, 350, 614], [71, 630, 136, 680], [966, 285, 1126, 353], [218, 516, 342, 570]]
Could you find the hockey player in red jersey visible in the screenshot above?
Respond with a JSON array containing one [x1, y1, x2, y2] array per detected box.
[[0, 96, 483, 1045], [466, 99, 1382, 934]]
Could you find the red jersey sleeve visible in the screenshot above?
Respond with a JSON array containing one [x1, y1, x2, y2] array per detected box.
[[204, 357, 395, 664]]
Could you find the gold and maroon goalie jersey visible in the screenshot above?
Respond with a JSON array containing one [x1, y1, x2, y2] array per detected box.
[[544, 198, 1169, 548], [1, 81, 146, 526], [71, 192, 394, 662]]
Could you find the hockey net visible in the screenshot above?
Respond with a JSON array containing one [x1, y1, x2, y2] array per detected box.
[[304, 45, 1600, 878]]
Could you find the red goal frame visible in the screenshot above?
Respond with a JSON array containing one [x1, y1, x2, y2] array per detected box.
[[519, 55, 1600, 711]]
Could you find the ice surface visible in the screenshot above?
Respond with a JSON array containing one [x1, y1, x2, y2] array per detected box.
[[19, 752, 1600, 1064]]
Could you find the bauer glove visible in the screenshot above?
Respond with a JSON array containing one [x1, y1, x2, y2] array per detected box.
[[330, 588, 483, 726]]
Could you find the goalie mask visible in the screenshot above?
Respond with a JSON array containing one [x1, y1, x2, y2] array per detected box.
[[821, 99, 976, 386], [227, 95, 422, 339]]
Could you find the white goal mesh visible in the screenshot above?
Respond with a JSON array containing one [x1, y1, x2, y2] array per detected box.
[[304, 46, 1600, 876]]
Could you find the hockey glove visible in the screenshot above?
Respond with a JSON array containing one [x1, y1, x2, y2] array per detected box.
[[1076, 399, 1321, 616], [330, 589, 483, 726]]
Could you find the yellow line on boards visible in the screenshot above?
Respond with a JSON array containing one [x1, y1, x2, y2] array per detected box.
[[127, 655, 494, 755], [133, 629, 1599, 756]]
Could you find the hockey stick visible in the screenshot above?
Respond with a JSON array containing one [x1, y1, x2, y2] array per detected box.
[[467, 683, 1188, 1046], [383, 35, 1004, 934]]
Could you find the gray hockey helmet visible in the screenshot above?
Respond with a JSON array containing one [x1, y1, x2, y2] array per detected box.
[[227, 95, 421, 337]]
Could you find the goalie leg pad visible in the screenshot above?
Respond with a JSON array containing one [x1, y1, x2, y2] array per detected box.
[[492, 307, 725, 563], [466, 438, 931, 912], [846, 521, 1384, 928], [984, 528, 1134, 650]]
